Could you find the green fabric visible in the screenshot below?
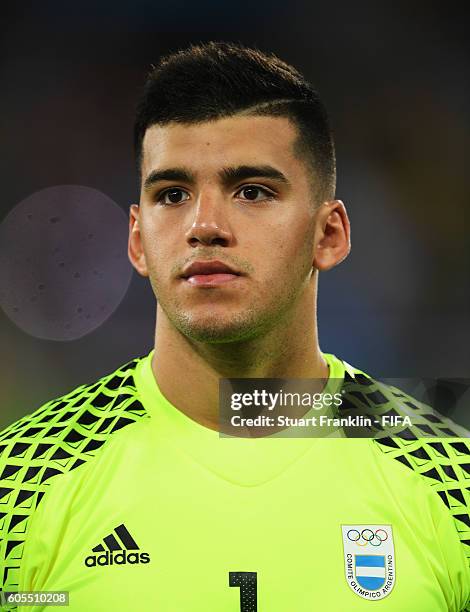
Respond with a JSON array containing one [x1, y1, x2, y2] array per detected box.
[[0, 353, 468, 611]]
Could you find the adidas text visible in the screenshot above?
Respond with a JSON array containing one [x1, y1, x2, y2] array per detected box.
[[85, 551, 151, 567]]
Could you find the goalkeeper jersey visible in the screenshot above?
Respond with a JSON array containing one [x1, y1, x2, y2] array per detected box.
[[0, 351, 469, 611]]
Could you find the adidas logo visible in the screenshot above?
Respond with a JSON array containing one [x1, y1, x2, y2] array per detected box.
[[84, 523, 151, 567]]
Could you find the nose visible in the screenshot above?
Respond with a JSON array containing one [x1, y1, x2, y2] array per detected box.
[[185, 190, 233, 247]]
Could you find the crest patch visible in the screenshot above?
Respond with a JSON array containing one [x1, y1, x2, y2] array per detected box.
[[341, 525, 395, 600]]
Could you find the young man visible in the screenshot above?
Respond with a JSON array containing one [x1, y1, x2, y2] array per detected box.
[[0, 42, 469, 611]]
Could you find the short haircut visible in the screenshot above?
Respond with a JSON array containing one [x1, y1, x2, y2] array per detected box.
[[134, 42, 336, 201]]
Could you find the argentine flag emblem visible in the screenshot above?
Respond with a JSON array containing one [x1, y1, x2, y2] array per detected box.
[[355, 555, 386, 590], [341, 525, 395, 600]]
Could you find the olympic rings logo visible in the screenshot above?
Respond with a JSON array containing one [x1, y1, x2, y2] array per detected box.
[[346, 529, 388, 547]]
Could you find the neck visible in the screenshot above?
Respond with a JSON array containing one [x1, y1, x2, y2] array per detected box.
[[151, 288, 328, 431]]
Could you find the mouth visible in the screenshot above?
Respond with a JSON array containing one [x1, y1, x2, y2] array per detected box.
[[179, 260, 243, 287]]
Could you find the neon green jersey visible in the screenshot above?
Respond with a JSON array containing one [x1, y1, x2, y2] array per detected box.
[[0, 352, 469, 611]]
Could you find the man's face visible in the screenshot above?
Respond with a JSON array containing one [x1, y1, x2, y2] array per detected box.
[[132, 115, 321, 343]]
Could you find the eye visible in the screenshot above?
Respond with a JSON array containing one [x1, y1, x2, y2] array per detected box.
[[236, 185, 274, 202], [157, 188, 190, 205]]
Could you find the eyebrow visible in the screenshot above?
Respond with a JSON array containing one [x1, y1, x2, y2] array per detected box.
[[143, 168, 195, 192], [220, 165, 289, 186], [143, 164, 289, 192]]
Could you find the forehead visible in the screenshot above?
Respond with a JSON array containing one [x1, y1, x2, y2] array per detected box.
[[141, 115, 301, 177]]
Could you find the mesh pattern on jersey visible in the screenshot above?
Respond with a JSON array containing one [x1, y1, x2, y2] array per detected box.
[[338, 369, 470, 567], [0, 359, 147, 598], [339, 369, 465, 438], [374, 436, 470, 564]]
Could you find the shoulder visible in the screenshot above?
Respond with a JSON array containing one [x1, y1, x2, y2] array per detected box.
[[0, 357, 149, 594], [336, 357, 470, 569]]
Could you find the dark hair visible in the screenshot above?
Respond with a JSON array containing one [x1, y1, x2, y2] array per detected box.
[[134, 42, 336, 200]]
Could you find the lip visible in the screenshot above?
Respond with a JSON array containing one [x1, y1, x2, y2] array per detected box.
[[180, 260, 242, 287], [186, 273, 240, 287], [181, 260, 240, 278]]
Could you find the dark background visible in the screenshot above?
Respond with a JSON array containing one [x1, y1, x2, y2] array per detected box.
[[1, 1, 469, 429]]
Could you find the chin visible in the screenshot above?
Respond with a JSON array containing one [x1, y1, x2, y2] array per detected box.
[[172, 311, 262, 344]]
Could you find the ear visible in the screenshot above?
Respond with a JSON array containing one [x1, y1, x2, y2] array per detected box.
[[128, 204, 149, 277], [312, 200, 351, 271]]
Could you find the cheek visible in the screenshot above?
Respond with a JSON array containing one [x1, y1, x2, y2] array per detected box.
[[255, 216, 314, 268], [140, 221, 173, 277]]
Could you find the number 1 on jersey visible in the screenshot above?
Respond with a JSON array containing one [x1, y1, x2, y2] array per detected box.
[[229, 571, 258, 611]]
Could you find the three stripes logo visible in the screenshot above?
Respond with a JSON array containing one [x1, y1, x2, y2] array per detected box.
[[84, 523, 151, 567]]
